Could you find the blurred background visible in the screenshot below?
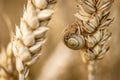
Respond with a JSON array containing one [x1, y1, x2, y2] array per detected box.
[[0, 0, 120, 80]]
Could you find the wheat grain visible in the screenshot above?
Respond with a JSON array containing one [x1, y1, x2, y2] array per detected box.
[[75, 0, 114, 80], [11, 0, 57, 80], [63, 0, 113, 80], [0, 43, 16, 80]]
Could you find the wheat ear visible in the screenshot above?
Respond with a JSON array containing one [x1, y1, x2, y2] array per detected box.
[[0, 43, 16, 80], [74, 0, 114, 80], [11, 0, 57, 80]]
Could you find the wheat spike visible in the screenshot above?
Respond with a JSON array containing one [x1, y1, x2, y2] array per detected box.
[[0, 43, 16, 80], [75, 0, 114, 80], [11, 0, 57, 80]]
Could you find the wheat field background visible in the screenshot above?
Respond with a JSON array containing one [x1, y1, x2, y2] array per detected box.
[[0, 0, 120, 80]]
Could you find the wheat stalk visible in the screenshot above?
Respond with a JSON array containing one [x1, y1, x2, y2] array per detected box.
[[11, 0, 57, 80], [74, 0, 114, 80], [0, 43, 17, 80]]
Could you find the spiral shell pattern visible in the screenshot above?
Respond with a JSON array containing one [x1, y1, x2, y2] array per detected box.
[[64, 33, 85, 50]]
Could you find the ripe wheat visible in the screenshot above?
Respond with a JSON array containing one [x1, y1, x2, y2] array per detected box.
[[75, 0, 114, 80], [0, 43, 16, 80], [63, 0, 114, 80], [11, 0, 57, 80]]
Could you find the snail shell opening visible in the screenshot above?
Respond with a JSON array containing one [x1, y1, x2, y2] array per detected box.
[[64, 34, 85, 50]]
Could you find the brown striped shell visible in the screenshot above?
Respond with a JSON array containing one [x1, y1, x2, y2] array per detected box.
[[64, 33, 85, 50]]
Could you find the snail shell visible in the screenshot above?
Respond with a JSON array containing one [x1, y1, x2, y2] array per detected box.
[[64, 34, 85, 50]]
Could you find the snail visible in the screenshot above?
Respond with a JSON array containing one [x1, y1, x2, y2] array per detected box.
[[64, 33, 85, 50], [63, 21, 85, 50]]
